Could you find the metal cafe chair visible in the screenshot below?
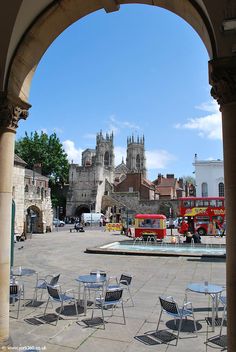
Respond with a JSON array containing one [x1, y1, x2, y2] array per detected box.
[[91, 288, 126, 329], [84, 271, 107, 304], [44, 285, 79, 325], [107, 273, 134, 306], [157, 296, 198, 345], [32, 273, 60, 304], [10, 281, 24, 319], [219, 294, 227, 336]]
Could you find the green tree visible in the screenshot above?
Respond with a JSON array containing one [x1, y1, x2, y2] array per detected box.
[[15, 131, 69, 207], [182, 175, 196, 185]]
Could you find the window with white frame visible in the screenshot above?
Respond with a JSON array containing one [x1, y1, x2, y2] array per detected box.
[[201, 182, 208, 197], [218, 182, 224, 197]]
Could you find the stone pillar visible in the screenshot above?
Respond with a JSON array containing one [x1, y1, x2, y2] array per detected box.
[[0, 94, 28, 346], [209, 56, 236, 352]]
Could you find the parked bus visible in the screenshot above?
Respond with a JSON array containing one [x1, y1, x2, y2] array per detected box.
[[134, 214, 167, 240], [178, 197, 225, 236]]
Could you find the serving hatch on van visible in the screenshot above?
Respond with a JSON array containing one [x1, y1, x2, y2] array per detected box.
[[134, 214, 167, 240]]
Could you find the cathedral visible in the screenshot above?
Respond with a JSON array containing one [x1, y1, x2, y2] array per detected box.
[[66, 131, 146, 217]]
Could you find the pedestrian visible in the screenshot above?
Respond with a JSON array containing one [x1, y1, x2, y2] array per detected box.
[[178, 220, 189, 236], [221, 220, 226, 236], [208, 221, 213, 235], [185, 231, 193, 243], [215, 221, 222, 236], [212, 220, 221, 237], [192, 232, 201, 243]]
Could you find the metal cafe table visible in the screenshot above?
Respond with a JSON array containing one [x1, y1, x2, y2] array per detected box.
[[11, 267, 36, 277], [186, 282, 224, 331], [76, 274, 107, 315]]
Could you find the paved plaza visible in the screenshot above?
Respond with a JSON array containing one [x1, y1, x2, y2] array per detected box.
[[9, 227, 226, 352]]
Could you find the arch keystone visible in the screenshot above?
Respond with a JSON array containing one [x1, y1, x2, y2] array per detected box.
[[101, 0, 120, 13]]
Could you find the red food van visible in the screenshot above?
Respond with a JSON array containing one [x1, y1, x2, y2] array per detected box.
[[134, 214, 167, 239]]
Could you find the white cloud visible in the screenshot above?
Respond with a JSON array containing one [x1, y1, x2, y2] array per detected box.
[[107, 114, 141, 135], [53, 127, 63, 134], [175, 100, 222, 140], [195, 100, 219, 113], [114, 147, 175, 170], [146, 149, 176, 169], [63, 140, 175, 178], [114, 146, 126, 165], [62, 140, 82, 163]]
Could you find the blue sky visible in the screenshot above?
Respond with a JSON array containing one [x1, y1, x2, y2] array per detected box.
[[17, 4, 223, 181]]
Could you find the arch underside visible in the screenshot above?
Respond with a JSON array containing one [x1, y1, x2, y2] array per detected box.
[[7, 0, 215, 105]]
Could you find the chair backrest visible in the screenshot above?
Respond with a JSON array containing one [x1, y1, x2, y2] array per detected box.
[[10, 284, 19, 295], [49, 274, 60, 286], [105, 289, 123, 302], [47, 285, 60, 300], [120, 274, 132, 286], [219, 295, 227, 306], [159, 296, 179, 315], [90, 271, 107, 277]]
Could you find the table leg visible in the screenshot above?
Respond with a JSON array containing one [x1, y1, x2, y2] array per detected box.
[[83, 285, 87, 315], [215, 293, 219, 319], [212, 294, 216, 331], [78, 282, 81, 305]]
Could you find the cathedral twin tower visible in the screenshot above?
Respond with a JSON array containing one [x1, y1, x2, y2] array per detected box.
[[94, 130, 147, 177], [67, 131, 147, 216]]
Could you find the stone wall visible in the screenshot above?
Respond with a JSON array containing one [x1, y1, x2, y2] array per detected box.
[[12, 165, 25, 234], [109, 192, 179, 217]]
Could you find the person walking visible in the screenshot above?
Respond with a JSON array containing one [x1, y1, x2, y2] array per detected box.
[[221, 220, 226, 236], [208, 221, 213, 235], [178, 220, 189, 236]]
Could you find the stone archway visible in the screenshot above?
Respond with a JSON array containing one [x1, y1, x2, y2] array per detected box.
[[75, 204, 90, 218], [26, 205, 42, 234], [7, 1, 216, 104], [0, 1, 236, 350]]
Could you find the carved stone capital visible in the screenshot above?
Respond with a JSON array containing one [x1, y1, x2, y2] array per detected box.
[[0, 93, 29, 131], [209, 57, 236, 107]]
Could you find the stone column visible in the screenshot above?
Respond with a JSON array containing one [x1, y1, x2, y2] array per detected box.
[[209, 56, 236, 352], [0, 94, 28, 346]]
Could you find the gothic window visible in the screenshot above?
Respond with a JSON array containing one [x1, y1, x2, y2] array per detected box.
[[104, 151, 110, 166], [25, 184, 29, 192], [219, 182, 224, 197], [201, 182, 208, 197], [37, 187, 40, 195], [136, 154, 141, 169]]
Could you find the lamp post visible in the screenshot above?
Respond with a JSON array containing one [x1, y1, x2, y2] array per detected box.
[[57, 206, 59, 232], [30, 209, 33, 234], [90, 203, 93, 227], [169, 207, 173, 236], [10, 200, 15, 269]]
